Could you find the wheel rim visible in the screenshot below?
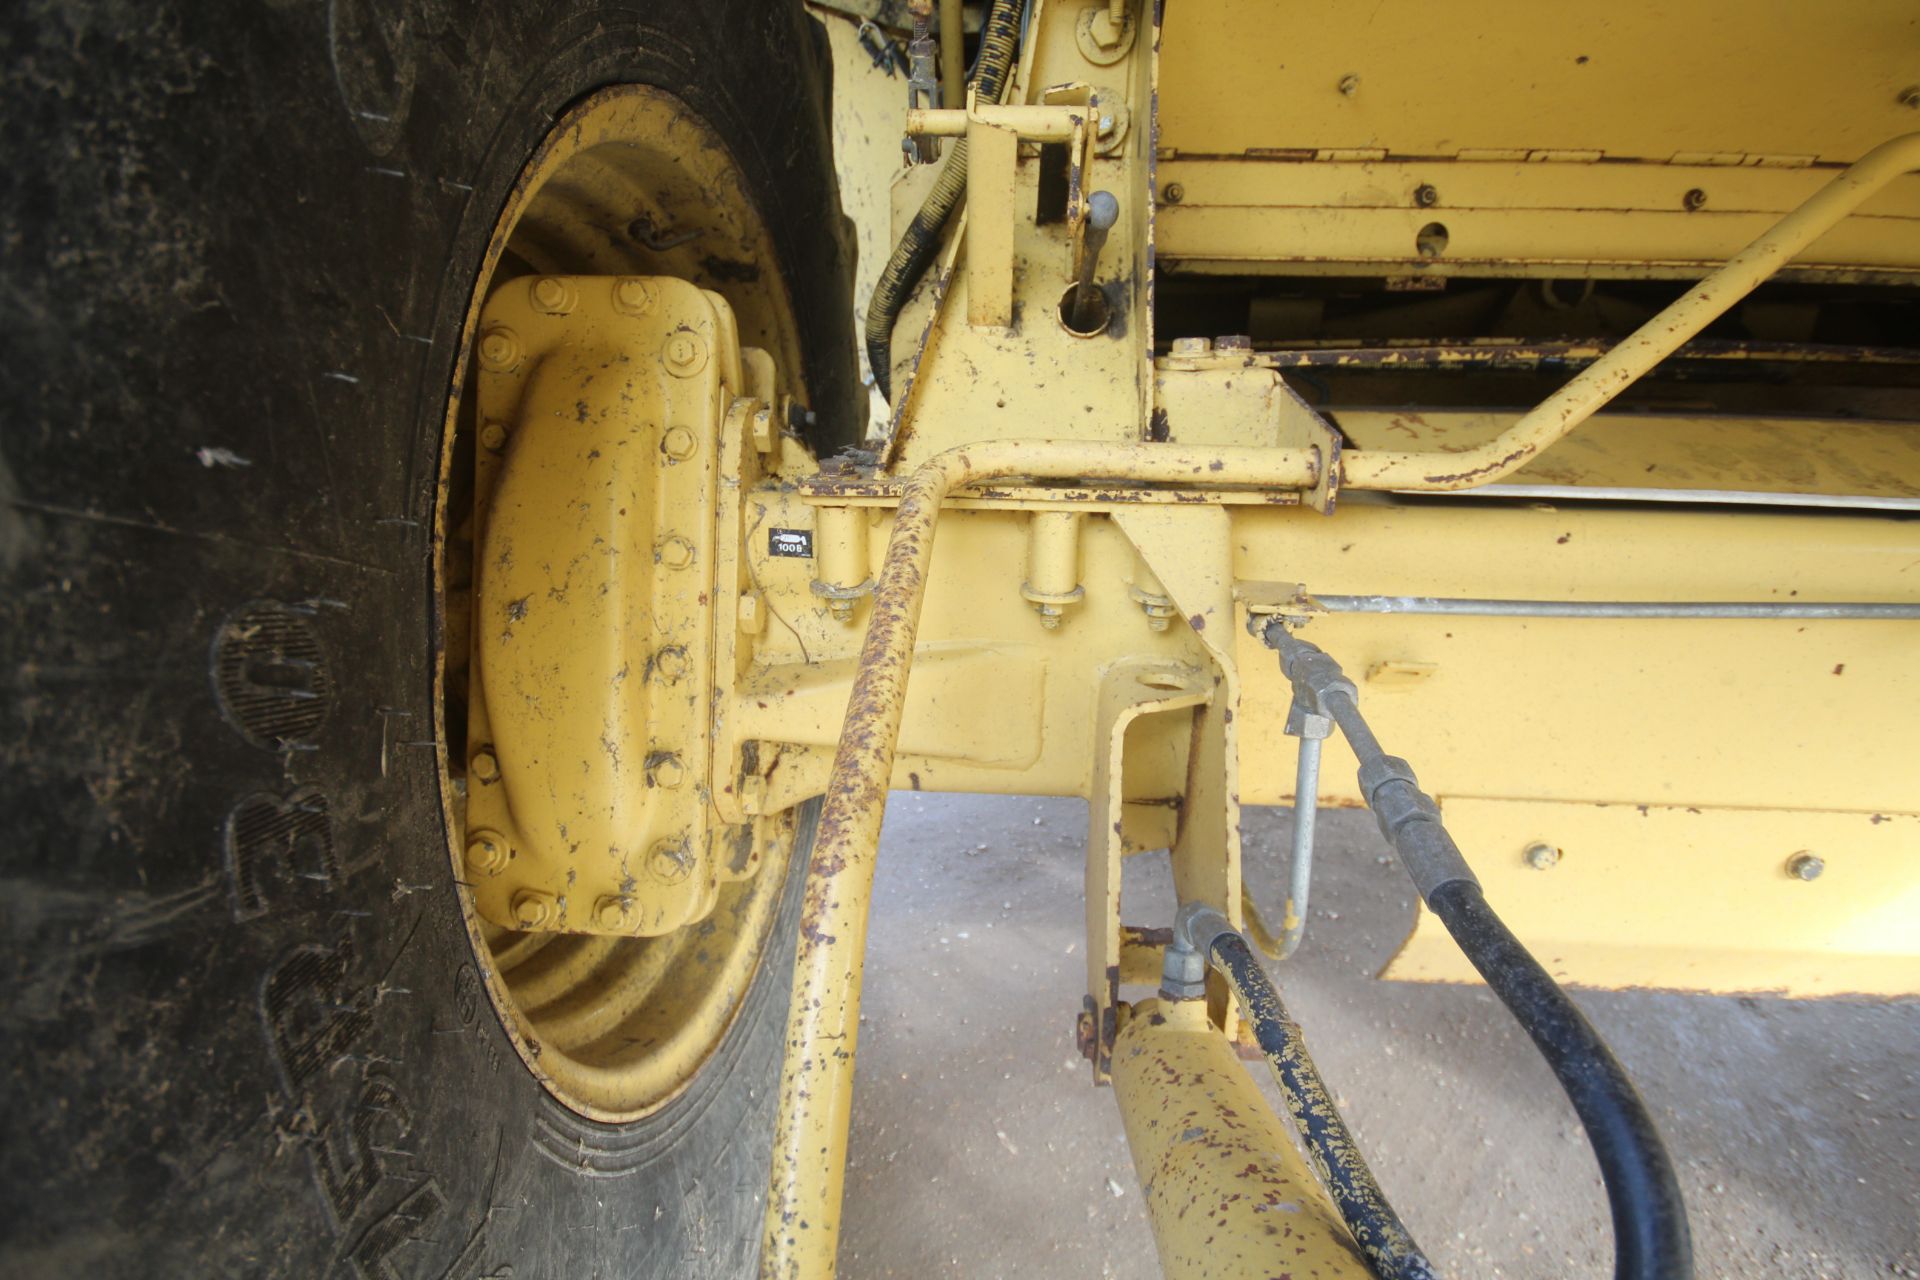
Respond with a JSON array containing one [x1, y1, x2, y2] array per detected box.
[[432, 85, 809, 1122]]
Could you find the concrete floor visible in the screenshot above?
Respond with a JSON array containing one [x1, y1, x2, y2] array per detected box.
[[839, 793, 1920, 1279]]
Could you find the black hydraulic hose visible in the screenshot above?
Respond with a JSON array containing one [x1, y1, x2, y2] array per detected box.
[[864, 0, 1022, 403], [1265, 621, 1694, 1280], [1210, 932, 1439, 1280], [1425, 878, 1694, 1280]]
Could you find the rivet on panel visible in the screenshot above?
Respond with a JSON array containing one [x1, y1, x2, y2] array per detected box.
[[1786, 852, 1824, 881], [1524, 842, 1561, 870]]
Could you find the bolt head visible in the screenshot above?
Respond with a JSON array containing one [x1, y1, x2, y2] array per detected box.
[[594, 895, 635, 931], [656, 535, 695, 569], [530, 276, 574, 314], [649, 839, 692, 885], [1414, 183, 1439, 208], [1161, 182, 1185, 205], [827, 597, 856, 624], [1168, 336, 1211, 356], [478, 421, 508, 453], [660, 425, 697, 460], [1786, 852, 1824, 881], [465, 832, 507, 876], [1338, 72, 1360, 96], [1899, 85, 1920, 109], [612, 276, 656, 315], [1035, 603, 1063, 629], [1524, 842, 1561, 870], [470, 750, 500, 783], [648, 753, 686, 789], [1683, 187, 1708, 212], [663, 330, 707, 376], [510, 890, 554, 929], [478, 327, 521, 373], [653, 646, 690, 683]]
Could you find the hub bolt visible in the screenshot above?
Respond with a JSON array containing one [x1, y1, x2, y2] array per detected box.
[[647, 753, 687, 789], [664, 330, 707, 377], [649, 839, 693, 885], [1786, 852, 1824, 881], [656, 534, 695, 569], [510, 889, 556, 929], [654, 646, 690, 683], [1524, 842, 1561, 870], [613, 276, 657, 315], [478, 327, 522, 373], [594, 895, 636, 931], [478, 420, 508, 453], [465, 831, 508, 876], [530, 276, 575, 314], [661, 425, 697, 460], [470, 750, 500, 783]]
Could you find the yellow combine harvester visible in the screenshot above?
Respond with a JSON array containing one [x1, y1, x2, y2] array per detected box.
[[3, 1, 1915, 1276]]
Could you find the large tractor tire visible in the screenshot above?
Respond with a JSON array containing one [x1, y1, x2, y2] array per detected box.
[[0, 3, 857, 1274]]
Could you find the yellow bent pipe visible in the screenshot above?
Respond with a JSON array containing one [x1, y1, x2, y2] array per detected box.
[[759, 440, 1318, 1278], [1341, 131, 1920, 492]]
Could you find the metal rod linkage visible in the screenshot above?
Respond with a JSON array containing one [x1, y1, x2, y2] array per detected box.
[[1296, 595, 1920, 620]]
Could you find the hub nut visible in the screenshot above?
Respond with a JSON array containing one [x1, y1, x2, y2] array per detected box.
[[465, 831, 508, 877], [663, 329, 707, 377], [612, 276, 657, 315], [660, 425, 696, 460], [649, 839, 693, 885], [1524, 842, 1561, 870], [529, 276, 576, 314], [594, 895, 636, 931], [478, 327, 522, 373], [470, 750, 500, 784], [478, 421, 508, 453], [647, 752, 686, 789], [510, 889, 556, 929]]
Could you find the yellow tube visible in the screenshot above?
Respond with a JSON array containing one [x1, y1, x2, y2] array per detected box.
[[760, 439, 1317, 1278], [1341, 131, 1920, 492], [939, 0, 963, 110], [1113, 998, 1369, 1280]]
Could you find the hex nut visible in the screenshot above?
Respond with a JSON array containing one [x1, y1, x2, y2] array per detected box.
[[649, 839, 693, 885], [594, 895, 636, 931], [470, 750, 501, 783], [1414, 183, 1440, 208], [663, 330, 707, 377], [647, 753, 687, 789], [465, 832, 508, 876], [660, 425, 697, 460], [612, 276, 657, 315], [654, 646, 690, 683], [1524, 842, 1561, 870], [529, 276, 575, 314], [1786, 852, 1824, 881], [478, 327, 522, 373], [1168, 336, 1211, 357], [478, 421, 508, 453], [656, 534, 695, 569], [510, 889, 555, 929], [1683, 187, 1708, 212], [1161, 182, 1185, 205]]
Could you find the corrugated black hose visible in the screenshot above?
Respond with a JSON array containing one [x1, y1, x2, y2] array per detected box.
[[864, 0, 1023, 403], [1265, 620, 1694, 1280], [1209, 931, 1439, 1280]]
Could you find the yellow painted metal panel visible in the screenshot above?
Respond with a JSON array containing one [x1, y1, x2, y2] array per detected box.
[[1157, 1, 1920, 164], [1383, 800, 1920, 996]]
